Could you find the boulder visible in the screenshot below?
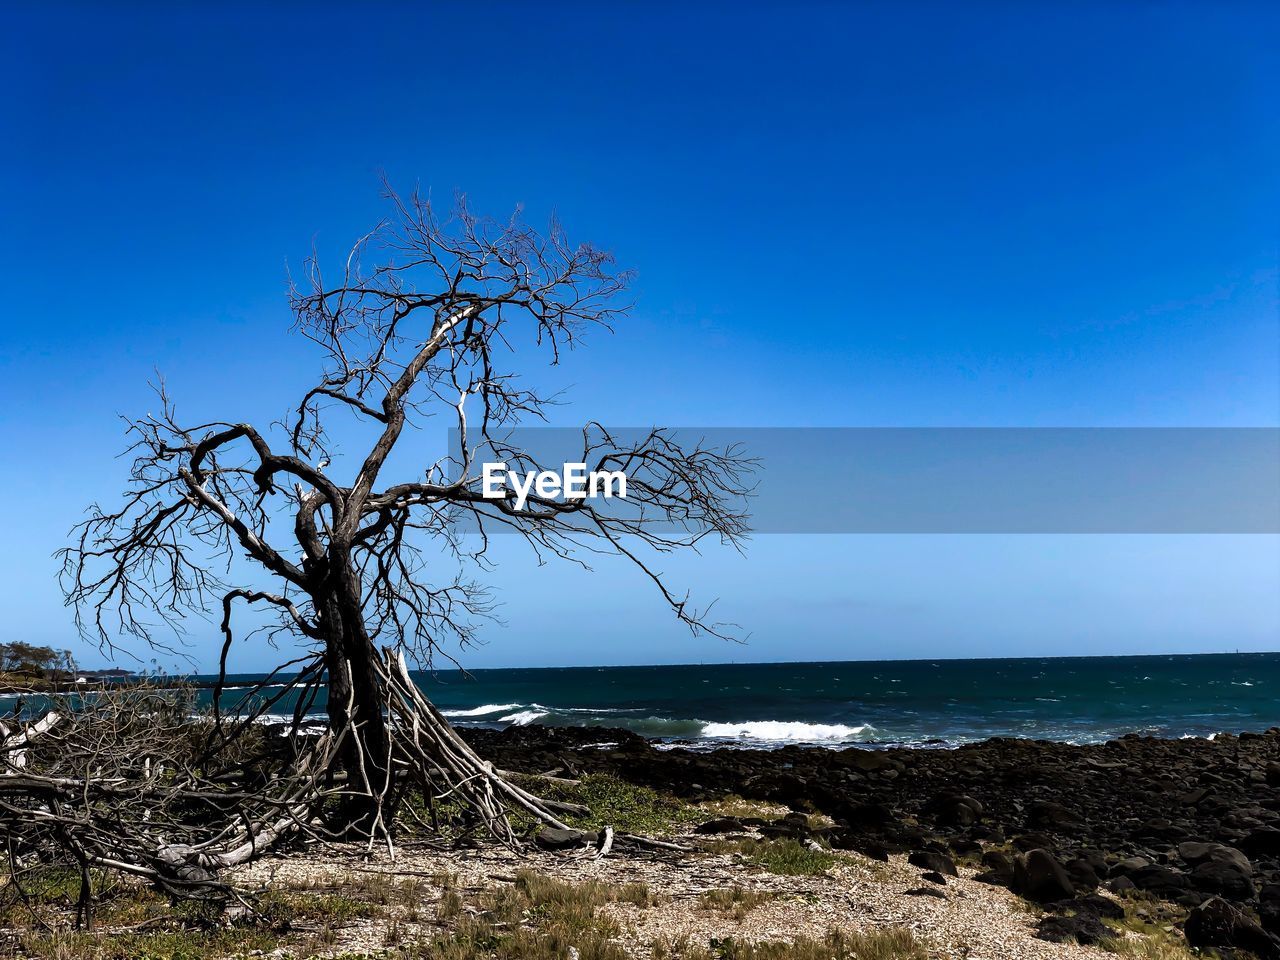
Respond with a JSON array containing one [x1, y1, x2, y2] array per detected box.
[[1108, 855, 1151, 878], [1074, 894, 1126, 920], [1192, 859, 1257, 900], [534, 826, 593, 850], [1035, 913, 1110, 945], [1013, 849, 1076, 903], [927, 793, 984, 827], [908, 850, 958, 876], [1127, 864, 1192, 900], [1178, 841, 1252, 874], [1185, 896, 1280, 960], [1107, 876, 1136, 894], [973, 850, 1016, 887], [1065, 857, 1101, 890]]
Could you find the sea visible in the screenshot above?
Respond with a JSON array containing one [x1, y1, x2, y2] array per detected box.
[[192, 652, 1280, 750]]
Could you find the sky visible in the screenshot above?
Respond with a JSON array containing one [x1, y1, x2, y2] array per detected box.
[[2, 2, 1278, 672]]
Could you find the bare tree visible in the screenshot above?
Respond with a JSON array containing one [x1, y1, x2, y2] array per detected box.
[[57, 186, 751, 843]]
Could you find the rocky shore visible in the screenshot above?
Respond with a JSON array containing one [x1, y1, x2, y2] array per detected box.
[[466, 725, 1280, 957]]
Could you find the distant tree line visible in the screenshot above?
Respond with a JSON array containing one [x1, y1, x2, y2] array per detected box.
[[0, 642, 76, 678]]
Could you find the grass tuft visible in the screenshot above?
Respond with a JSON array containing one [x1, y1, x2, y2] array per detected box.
[[710, 838, 839, 876], [698, 886, 775, 921], [655, 927, 928, 959]]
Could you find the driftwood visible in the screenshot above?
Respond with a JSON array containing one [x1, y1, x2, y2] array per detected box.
[[0, 666, 568, 927], [0, 653, 687, 927]]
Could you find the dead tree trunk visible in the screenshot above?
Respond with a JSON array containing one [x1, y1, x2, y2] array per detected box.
[[316, 563, 393, 822]]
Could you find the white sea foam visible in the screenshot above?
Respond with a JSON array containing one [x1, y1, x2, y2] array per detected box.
[[700, 720, 874, 742], [499, 709, 549, 725], [440, 703, 521, 718]]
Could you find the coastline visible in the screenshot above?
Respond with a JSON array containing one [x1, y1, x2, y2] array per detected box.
[[460, 722, 1280, 951], [6, 720, 1276, 958]]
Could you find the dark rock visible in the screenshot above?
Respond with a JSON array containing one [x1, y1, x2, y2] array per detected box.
[[695, 816, 745, 834], [534, 826, 593, 850], [1074, 893, 1126, 920], [1108, 855, 1151, 878], [1185, 896, 1280, 960], [843, 750, 898, 773], [1261, 884, 1280, 935], [1065, 857, 1101, 890], [921, 871, 947, 885], [1013, 849, 1076, 903], [1107, 876, 1136, 894], [1127, 864, 1191, 899], [460, 719, 1280, 916], [845, 802, 898, 828], [1192, 859, 1257, 900], [982, 850, 1015, 872], [904, 886, 947, 899], [908, 850, 958, 876], [973, 871, 1010, 887], [1035, 913, 1109, 946], [1179, 787, 1211, 805], [1028, 800, 1082, 830], [841, 839, 892, 862], [1177, 840, 1216, 863], [1242, 828, 1280, 858], [1012, 832, 1058, 852], [971, 825, 1005, 844], [927, 793, 984, 827], [974, 850, 1016, 887], [1179, 842, 1252, 874], [759, 819, 808, 840]]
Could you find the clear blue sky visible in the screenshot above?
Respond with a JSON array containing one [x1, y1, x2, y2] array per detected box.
[[2, 2, 1278, 672]]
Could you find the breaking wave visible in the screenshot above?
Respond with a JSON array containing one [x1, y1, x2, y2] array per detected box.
[[497, 709, 550, 725], [440, 703, 879, 745], [440, 703, 522, 718], [699, 720, 876, 742]]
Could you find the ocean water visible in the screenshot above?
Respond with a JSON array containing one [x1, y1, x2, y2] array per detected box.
[[196, 652, 1280, 750]]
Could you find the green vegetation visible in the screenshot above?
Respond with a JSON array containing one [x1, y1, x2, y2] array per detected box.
[[2, 861, 931, 960], [708, 838, 839, 877], [747, 840, 838, 876], [412, 868, 631, 960], [398, 772, 697, 841], [541, 773, 703, 835], [697, 796, 787, 820], [654, 928, 928, 960], [0, 641, 77, 689], [1100, 937, 1200, 960], [0, 868, 391, 959], [1099, 891, 1197, 959], [697, 886, 776, 921], [14, 927, 284, 960]]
